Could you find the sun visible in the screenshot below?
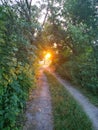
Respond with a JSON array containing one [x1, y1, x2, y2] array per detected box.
[[45, 53, 51, 59]]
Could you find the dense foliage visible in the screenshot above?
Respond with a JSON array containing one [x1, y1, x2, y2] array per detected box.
[[0, 0, 98, 129], [40, 0, 98, 95], [57, 0, 98, 94], [0, 1, 40, 129]]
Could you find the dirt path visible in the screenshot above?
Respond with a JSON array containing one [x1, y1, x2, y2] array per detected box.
[[23, 69, 53, 130], [52, 73, 98, 130]]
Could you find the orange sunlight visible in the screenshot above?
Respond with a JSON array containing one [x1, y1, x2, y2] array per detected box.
[[39, 51, 53, 68], [45, 53, 51, 60], [42, 52, 52, 67]]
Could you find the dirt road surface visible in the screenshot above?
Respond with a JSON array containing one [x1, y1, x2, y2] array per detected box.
[[53, 73, 98, 130], [23, 69, 53, 130]]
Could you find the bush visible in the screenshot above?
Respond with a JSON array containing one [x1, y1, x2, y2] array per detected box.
[[0, 64, 35, 130]]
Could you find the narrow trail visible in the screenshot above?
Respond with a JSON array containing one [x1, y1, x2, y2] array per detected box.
[[23, 69, 53, 130], [52, 72, 98, 130]]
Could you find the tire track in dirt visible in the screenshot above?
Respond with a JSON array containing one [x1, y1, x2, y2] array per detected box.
[[23, 69, 53, 130], [52, 73, 98, 130]]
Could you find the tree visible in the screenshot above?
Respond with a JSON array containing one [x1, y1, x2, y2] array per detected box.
[[42, 0, 98, 94]]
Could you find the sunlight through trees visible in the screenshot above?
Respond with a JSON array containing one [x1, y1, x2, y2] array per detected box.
[[0, 0, 98, 129]]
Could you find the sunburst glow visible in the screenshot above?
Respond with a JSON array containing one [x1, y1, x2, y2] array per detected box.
[[45, 53, 51, 59]]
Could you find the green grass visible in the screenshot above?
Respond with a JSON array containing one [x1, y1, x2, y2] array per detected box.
[[57, 68, 98, 107], [45, 72, 93, 130], [57, 71, 98, 107], [72, 84, 98, 107]]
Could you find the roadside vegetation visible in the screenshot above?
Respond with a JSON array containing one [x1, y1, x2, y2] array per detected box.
[[38, 0, 98, 107], [46, 72, 92, 130], [0, 0, 98, 129], [57, 68, 98, 107], [0, 1, 39, 129]]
